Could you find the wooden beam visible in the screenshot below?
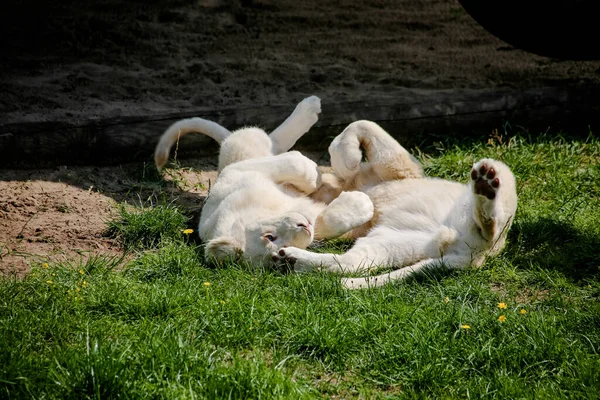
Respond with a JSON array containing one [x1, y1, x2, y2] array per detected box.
[[1, 84, 598, 168]]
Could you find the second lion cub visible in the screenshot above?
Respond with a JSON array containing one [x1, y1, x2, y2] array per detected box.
[[275, 121, 518, 289]]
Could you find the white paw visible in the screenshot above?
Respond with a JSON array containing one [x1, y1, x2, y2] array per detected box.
[[328, 191, 374, 229], [297, 95, 322, 120], [271, 247, 314, 272], [329, 136, 362, 181], [302, 164, 322, 193], [471, 159, 501, 200], [337, 191, 374, 216], [284, 151, 322, 192]]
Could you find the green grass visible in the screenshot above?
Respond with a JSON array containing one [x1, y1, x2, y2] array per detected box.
[[1, 131, 599, 399], [106, 200, 190, 250]]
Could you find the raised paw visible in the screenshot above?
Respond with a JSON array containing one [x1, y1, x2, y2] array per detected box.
[[281, 151, 322, 193], [297, 95, 322, 118], [471, 160, 500, 200]]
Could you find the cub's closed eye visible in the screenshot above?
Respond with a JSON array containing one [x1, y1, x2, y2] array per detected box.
[[265, 235, 276, 242]]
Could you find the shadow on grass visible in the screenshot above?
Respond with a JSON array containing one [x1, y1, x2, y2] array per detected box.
[[506, 217, 600, 281]]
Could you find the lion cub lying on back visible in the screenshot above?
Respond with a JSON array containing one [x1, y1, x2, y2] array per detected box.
[[274, 121, 518, 289], [154, 96, 374, 265]]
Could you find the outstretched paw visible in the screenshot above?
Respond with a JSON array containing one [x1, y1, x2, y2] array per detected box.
[[272, 247, 315, 273], [272, 248, 296, 265], [270, 249, 294, 274], [471, 160, 500, 200], [281, 151, 322, 193]]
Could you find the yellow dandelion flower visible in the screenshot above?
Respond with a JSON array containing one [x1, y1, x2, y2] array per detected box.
[[67, 289, 71, 293], [443, 297, 450, 304], [46, 280, 54, 284], [83, 280, 88, 286], [460, 324, 471, 330], [498, 315, 506, 322], [52, 273, 56, 276], [42, 263, 49, 268], [498, 302, 507, 309], [183, 229, 194, 235], [203, 282, 211, 286], [79, 269, 84, 275], [520, 309, 527, 315], [220, 300, 226, 305]]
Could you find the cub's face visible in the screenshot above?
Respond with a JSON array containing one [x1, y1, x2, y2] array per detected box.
[[245, 212, 314, 264]]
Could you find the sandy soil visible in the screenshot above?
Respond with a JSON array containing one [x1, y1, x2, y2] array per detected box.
[[1, 0, 599, 275], [0, 156, 223, 276]]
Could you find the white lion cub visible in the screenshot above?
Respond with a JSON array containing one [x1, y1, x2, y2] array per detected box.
[[274, 120, 518, 289], [154, 96, 374, 265]]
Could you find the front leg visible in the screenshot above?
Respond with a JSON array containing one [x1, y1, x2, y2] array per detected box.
[[470, 159, 518, 242], [314, 191, 374, 239], [273, 245, 384, 274], [270, 96, 321, 154], [274, 230, 404, 274], [274, 227, 445, 275], [225, 151, 321, 194]]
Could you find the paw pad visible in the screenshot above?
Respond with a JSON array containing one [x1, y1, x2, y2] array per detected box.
[[275, 249, 296, 265], [472, 161, 500, 199]]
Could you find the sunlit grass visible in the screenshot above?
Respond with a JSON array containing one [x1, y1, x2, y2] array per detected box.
[[1, 131, 599, 398]]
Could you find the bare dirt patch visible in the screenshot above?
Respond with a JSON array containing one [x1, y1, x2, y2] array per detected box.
[[0, 158, 217, 276]]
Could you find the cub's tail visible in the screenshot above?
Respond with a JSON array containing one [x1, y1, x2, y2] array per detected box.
[[154, 117, 232, 171]]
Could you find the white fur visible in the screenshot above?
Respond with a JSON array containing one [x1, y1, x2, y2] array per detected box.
[[154, 97, 375, 265], [274, 121, 518, 289]]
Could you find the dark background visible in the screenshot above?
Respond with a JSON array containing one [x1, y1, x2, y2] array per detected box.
[[2, 0, 599, 126]]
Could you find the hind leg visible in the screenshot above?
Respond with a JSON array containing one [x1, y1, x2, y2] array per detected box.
[[470, 159, 518, 243], [269, 96, 322, 154], [341, 254, 468, 289], [328, 120, 423, 189]]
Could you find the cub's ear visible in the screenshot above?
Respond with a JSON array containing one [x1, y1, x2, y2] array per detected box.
[[204, 236, 243, 262]]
